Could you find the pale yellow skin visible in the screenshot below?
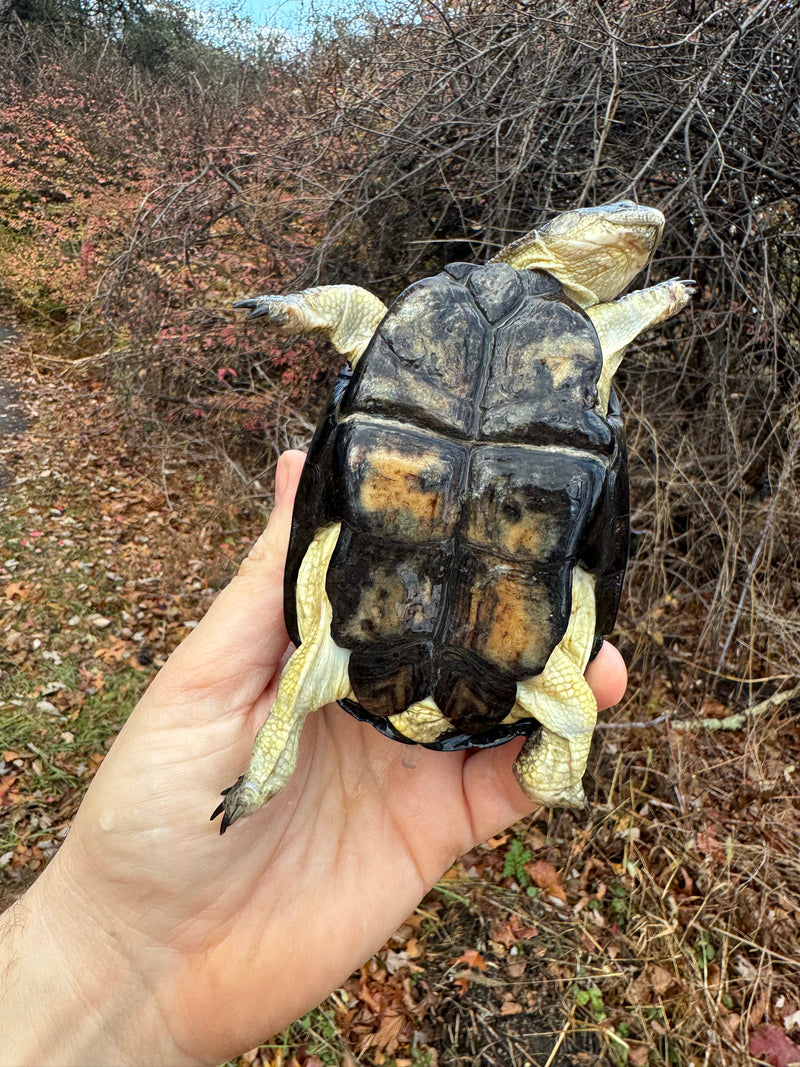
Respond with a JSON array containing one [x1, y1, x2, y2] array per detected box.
[[222, 201, 694, 828]]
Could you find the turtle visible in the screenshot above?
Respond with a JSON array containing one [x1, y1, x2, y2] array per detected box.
[[213, 200, 694, 833]]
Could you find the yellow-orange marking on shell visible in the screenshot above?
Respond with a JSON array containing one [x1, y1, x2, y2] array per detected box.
[[359, 447, 448, 538], [468, 506, 560, 561], [546, 350, 588, 389], [470, 571, 554, 672], [504, 513, 559, 558]]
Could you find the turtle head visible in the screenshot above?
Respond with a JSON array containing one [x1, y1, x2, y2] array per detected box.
[[492, 200, 666, 306]]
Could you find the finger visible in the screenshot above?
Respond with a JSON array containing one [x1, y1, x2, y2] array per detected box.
[[158, 450, 306, 696], [585, 641, 627, 710]]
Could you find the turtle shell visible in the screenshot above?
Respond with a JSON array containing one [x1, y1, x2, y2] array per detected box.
[[285, 262, 629, 751]]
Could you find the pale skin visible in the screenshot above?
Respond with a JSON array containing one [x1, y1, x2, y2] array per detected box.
[[0, 450, 626, 1067]]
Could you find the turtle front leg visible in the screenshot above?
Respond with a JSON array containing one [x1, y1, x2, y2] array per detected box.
[[512, 569, 598, 809], [212, 523, 353, 832], [588, 277, 696, 412], [235, 284, 387, 367]]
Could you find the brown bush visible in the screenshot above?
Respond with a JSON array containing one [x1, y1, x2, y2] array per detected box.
[[107, 0, 800, 701]]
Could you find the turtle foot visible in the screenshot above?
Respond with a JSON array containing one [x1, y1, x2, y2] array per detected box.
[[663, 276, 698, 306], [512, 754, 589, 811], [211, 775, 260, 834], [233, 294, 297, 326]]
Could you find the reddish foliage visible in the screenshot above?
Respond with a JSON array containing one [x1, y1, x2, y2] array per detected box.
[[749, 1028, 800, 1067]]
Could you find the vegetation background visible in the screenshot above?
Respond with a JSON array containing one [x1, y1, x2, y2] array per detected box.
[[1, 0, 799, 1064]]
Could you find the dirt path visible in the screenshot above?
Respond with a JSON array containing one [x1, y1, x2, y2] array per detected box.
[[0, 327, 28, 488]]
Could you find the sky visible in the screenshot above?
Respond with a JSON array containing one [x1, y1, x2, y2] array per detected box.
[[191, 0, 393, 54], [233, 0, 375, 32], [241, 0, 307, 30]]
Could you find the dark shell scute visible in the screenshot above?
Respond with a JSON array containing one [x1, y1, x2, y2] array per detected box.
[[327, 525, 447, 650], [443, 262, 474, 281], [466, 262, 524, 323], [334, 419, 466, 542], [465, 446, 606, 563], [444, 552, 570, 678], [343, 274, 484, 436], [348, 641, 433, 719], [433, 649, 517, 731], [481, 297, 610, 450]]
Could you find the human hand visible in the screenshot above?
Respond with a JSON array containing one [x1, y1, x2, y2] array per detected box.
[[0, 449, 627, 1067]]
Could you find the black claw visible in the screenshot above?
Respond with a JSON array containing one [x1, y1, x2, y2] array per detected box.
[[246, 306, 273, 321], [233, 299, 275, 321], [211, 776, 244, 834]]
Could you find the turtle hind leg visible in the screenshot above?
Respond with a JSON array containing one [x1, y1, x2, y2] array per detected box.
[[212, 523, 353, 832], [511, 568, 599, 809], [234, 284, 387, 367]]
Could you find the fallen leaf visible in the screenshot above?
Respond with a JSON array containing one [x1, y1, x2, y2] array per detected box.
[[500, 999, 523, 1014], [0, 774, 20, 804], [525, 859, 567, 902], [628, 1044, 651, 1066], [3, 581, 30, 600], [749, 1027, 800, 1067], [750, 991, 771, 1029], [674, 865, 694, 897], [405, 936, 421, 958], [372, 1009, 405, 1053], [450, 949, 487, 971], [648, 964, 678, 996], [96, 636, 133, 663], [491, 914, 538, 948]]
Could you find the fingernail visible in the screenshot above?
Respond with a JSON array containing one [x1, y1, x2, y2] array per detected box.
[[275, 454, 289, 504]]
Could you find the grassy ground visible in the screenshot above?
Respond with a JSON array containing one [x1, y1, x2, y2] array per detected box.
[[0, 338, 260, 897], [2, 335, 799, 1067]]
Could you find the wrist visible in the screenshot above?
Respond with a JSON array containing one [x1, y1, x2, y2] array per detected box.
[[0, 859, 199, 1067]]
